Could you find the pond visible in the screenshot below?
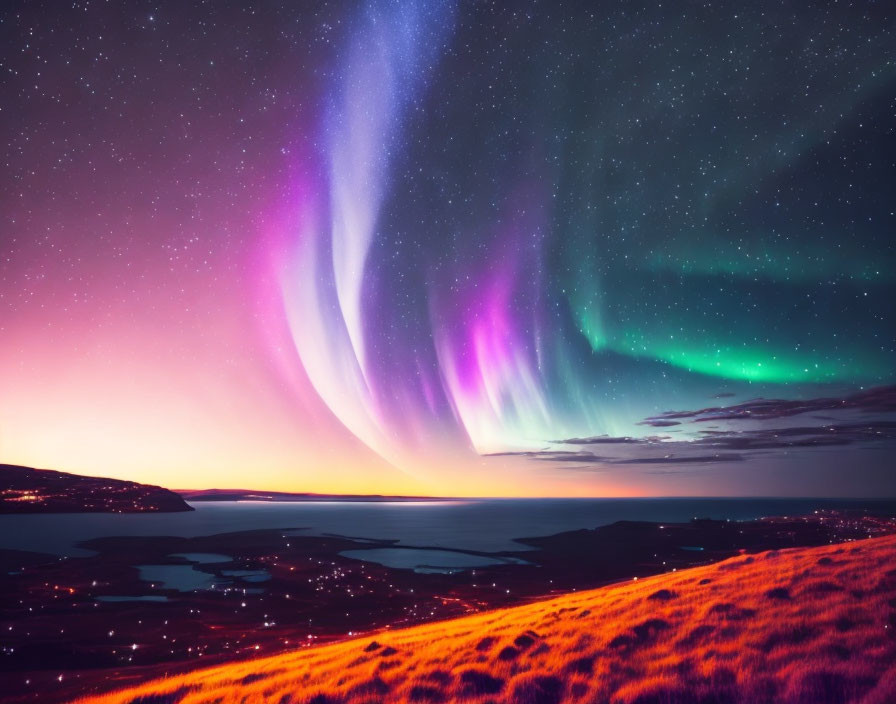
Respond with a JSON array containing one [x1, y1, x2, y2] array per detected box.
[[339, 547, 529, 573]]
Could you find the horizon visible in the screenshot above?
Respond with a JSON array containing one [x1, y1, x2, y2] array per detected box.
[[7, 463, 896, 501]]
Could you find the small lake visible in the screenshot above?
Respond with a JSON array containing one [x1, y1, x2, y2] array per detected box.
[[137, 564, 224, 591], [170, 552, 231, 564], [220, 569, 270, 582], [132, 553, 272, 591], [339, 548, 529, 573]]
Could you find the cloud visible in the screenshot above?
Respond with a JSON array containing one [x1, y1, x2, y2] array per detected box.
[[485, 386, 896, 470], [484, 449, 744, 466], [690, 422, 896, 451], [613, 454, 745, 464], [556, 435, 651, 445], [646, 385, 896, 424], [485, 450, 614, 463]]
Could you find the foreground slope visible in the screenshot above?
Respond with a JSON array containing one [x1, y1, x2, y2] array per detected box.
[[76, 534, 896, 704]]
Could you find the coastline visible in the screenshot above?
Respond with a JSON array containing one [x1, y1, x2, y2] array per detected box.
[[1, 507, 894, 703]]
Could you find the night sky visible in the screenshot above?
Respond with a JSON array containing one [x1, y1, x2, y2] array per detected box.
[[2, 1, 895, 496]]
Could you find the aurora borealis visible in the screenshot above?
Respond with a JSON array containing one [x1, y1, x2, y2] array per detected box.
[[2, 1, 895, 496]]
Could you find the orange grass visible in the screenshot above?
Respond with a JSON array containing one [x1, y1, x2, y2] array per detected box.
[[74, 535, 896, 704]]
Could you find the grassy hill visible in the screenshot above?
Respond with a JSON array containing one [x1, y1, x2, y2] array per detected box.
[[74, 534, 896, 704]]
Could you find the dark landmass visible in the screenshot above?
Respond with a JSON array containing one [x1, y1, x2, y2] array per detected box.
[[0, 464, 193, 514], [0, 549, 59, 573], [176, 488, 451, 502], [0, 509, 893, 703], [78, 534, 896, 704]]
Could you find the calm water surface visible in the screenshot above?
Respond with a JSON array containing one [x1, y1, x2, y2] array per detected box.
[[339, 547, 529, 572], [1, 498, 893, 558]]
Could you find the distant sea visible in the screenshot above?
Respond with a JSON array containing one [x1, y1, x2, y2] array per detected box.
[[2, 498, 895, 558]]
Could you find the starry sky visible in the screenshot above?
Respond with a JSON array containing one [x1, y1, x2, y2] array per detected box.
[[2, 1, 895, 497]]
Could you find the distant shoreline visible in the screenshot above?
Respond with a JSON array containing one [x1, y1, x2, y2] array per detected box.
[[4, 463, 894, 515], [176, 489, 457, 503]]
